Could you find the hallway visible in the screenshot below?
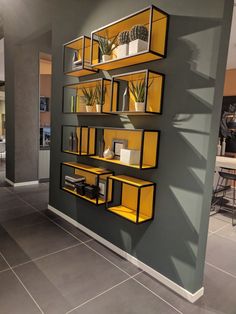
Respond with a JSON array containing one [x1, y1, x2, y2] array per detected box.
[[0, 181, 236, 313]]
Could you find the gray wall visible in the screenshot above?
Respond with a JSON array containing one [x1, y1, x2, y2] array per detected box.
[[1, 0, 233, 294]]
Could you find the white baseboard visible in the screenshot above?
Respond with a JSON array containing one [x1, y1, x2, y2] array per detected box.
[[5, 178, 39, 187], [48, 204, 204, 303]]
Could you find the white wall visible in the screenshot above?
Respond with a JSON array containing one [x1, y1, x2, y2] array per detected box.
[[0, 38, 4, 81]]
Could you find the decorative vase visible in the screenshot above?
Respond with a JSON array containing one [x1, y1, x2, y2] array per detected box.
[[86, 105, 93, 112], [129, 39, 148, 55], [102, 54, 111, 62], [69, 132, 74, 151], [103, 147, 114, 159], [135, 102, 145, 112], [96, 104, 102, 113], [117, 44, 129, 59]]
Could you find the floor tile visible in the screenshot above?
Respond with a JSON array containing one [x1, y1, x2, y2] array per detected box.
[[0, 203, 36, 223], [54, 217, 92, 242], [208, 216, 228, 233], [0, 270, 41, 314], [0, 220, 78, 266], [0, 254, 9, 272], [206, 233, 236, 276], [0, 196, 26, 211], [15, 244, 128, 314], [41, 208, 60, 220], [71, 278, 179, 314], [135, 264, 236, 314], [213, 212, 232, 224], [216, 224, 236, 242], [1, 211, 48, 232], [87, 240, 140, 276]]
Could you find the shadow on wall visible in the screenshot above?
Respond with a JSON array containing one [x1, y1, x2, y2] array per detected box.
[[67, 12, 222, 292]]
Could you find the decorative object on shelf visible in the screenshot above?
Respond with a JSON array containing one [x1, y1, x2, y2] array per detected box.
[[94, 84, 106, 113], [99, 179, 107, 200], [64, 174, 85, 192], [70, 95, 77, 112], [120, 148, 141, 165], [112, 139, 128, 159], [117, 30, 130, 59], [84, 185, 98, 199], [97, 32, 118, 62], [103, 146, 114, 159], [221, 137, 226, 156], [122, 87, 129, 112], [129, 79, 146, 112], [217, 138, 221, 156], [76, 182, 86, 196], [129, 25, 149, 55], [81, 87, 95, 112], [72, 131, 78, 152], [98, 135, 105, 157], [72, 51, 82, 68], [69, 132, 74, 151]]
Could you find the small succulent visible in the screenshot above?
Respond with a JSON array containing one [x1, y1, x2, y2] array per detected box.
[[94, 84, 107, 105], [130, 25, 148, 42], [81, 87, 95, 106], [97, 32, 118, 56], [118, 30, 130, 45]]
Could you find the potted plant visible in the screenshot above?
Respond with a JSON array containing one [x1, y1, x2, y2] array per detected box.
[[117, 30, 130, 59], [129, 79, 146, 112], [129, 25, 149, 55], [97, 33, 118, 62], [81, 87, 95, 112], [94, 84, 106, 113]]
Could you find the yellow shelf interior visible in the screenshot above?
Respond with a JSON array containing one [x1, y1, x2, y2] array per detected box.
[[109, 175, 153, 187], [63, 187, 105, 205], [90, 155, 151, 169], [108, 205, 150, 223], [63, 161, 109, 175]]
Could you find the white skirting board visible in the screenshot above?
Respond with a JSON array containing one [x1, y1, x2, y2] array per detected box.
[[5, 177, 39, 187], [48, 204, 204, 303]]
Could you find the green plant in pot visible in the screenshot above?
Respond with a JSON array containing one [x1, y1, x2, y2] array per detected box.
[[94, 84, 107, 113], [129, 24, 149, 55], [81, 87, 95, 112], [129, 79, 146, 112], [117, 30, 130, 59], [97, 32, 118, 62]]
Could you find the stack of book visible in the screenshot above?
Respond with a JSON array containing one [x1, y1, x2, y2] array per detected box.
[[64, 175, 85, 192]]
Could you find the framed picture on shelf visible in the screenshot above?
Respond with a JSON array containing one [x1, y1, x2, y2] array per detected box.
[[99, 179, 107, 200], [112, 139, 128, 159]]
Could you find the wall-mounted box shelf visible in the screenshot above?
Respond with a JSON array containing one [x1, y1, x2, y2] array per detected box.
[[91, 5, 168, 71], [106, 175, 155, 223], [64, 36, 98, 77], [108, 69, 164, 115], [62, 126, 96, 156], [61, 162, 113, 205], [63, 78, 112, 114], [91, 127, 160, 169]]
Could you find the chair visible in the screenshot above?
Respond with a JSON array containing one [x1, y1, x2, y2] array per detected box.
[[0, 142, 6, 160], [214, 167, 236, 226]]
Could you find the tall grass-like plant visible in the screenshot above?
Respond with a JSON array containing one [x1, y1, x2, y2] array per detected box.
[[97, 32, 118, 56], [94, 84, 107, 105], [129, 79, 146, 103], [81, 87, 95, 106]]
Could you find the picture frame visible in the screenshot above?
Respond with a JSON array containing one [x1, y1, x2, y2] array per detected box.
[[99, 178, 107, 200], [112, 139, 128, 158]]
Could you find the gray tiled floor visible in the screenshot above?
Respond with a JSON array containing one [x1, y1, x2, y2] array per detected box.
[[0, 167, 236, 313]]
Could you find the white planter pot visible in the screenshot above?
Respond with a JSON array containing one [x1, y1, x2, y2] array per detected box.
[[86, 106, 93, 112], [96, 104, 102, 113], [129, 39, 148, 55], [102, 54, 112, 62], [135, 102, 145, 112], [117, 44, 129, 59]]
